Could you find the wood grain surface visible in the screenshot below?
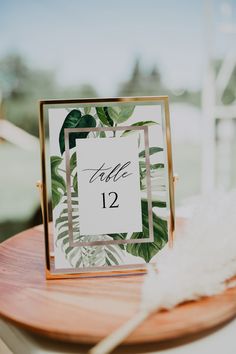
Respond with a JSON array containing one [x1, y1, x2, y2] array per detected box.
[[0, 224, 236, 344]]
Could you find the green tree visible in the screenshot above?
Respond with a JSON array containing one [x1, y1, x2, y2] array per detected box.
[[0, 53, 98, 136]]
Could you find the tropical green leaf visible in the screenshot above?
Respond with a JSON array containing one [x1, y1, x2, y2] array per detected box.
[[70, 192, 78, 198], [117, 105, 135, 123], [99, 130, 106, 138], [108, 233, 126, 241], [59, 109, 81, 154], [59, 109, 96, 154], [60, 236, 69, 249], [105, 249, 120, 265], [84, 106, 91, 115], [59, 207, 78, 218], [106, 245, 122, 260], [106, 258, 112, 266], [73, 173, 78, 193], [54, 189, 123, 268], [70, 152, 77, 172], [55, 216, 69, 227], [139, 161, 147, 169], [107, 107, 120, 123], [121, 121, 157, 136], [62, 237, 70, 247], [55, 211, 122, 267], [75, 257, 83, 268], [63, 199, 79, 205], [150, 163, 164, 170], [65, 246, 74, 256], [68, 248, 81, 264], [57, 227, 80, 241], [126, 200, 168, 262], [57, 230, 69, 241], [69, 154, 78, 193], [139, 146, 163, 158], [151, 200, 167, 208], [139, 161, 164, 173], [51, 156, 66, 209], [107, 105, 135, 124], [108, 233, 127, 249], [58, 221, 79, 232], [96, 107, 113, 126]]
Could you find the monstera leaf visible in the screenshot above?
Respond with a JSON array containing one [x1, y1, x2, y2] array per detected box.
[[51, 156, 66, 209], [126, 200, 168, 262], [59, 109, 96, 154]]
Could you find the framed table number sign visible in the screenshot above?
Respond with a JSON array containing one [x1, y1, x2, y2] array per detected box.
[[39, 96, 175, 279]]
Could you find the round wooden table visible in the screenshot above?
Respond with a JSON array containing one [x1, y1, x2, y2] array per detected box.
[[1, 224, 236, 347]]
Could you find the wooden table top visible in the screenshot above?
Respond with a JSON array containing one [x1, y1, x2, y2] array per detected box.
[[0, 224, 236, 345]]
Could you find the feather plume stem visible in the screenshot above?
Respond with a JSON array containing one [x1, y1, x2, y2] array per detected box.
[[88, 309, 150, 354]]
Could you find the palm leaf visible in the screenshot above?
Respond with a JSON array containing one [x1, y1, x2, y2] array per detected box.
[[126, 200, 168, 262]]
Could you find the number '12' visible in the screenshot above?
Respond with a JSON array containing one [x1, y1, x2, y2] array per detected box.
[[102, 192, 119, 208]]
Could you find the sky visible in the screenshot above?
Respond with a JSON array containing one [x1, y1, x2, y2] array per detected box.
[[0, 0, 235, 95]]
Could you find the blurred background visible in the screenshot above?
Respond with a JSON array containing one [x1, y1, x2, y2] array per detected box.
[[0, 0, 235, 242]]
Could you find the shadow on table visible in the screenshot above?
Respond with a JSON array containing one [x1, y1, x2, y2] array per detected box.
[[20, 316, 235, 354]]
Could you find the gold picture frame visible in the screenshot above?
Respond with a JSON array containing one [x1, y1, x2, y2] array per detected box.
[[39, 96, 175, 279]]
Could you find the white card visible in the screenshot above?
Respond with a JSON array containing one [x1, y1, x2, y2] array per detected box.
[[76, 135, 142, 236]]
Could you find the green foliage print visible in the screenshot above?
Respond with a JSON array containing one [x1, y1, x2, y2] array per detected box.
[[59, 109, 96, 155], [50, 105, 168, 266]]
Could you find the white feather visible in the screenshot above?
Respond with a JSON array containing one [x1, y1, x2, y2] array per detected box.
[[141, 190, 236, 313], [90, 190, 236, 354]]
